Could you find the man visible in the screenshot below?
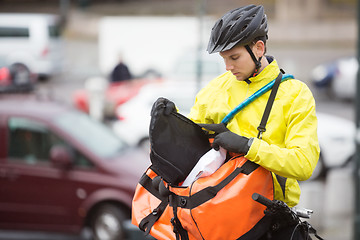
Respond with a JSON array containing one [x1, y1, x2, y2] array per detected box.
[[152, 4, 319, 238], [110, 56, 132, 82], [157, 4, 319, 208]]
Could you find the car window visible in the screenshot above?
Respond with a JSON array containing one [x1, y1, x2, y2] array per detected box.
[[0, 27, 30, 37], [54, 111, 126, 158], [8, 117, 53, 164], [7, 117, 94, 169], [48, 24, 62, 38]]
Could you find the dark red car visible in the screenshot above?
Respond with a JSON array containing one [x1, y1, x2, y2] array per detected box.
[[0, 94, 150, 239]]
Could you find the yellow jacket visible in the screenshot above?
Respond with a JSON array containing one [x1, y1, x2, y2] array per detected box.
[[188, 59, 320, 207]]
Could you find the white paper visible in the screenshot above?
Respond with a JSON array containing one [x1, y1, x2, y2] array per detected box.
[[181, 147, 227, 186]]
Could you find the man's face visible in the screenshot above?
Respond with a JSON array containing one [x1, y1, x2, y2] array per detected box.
[[219, 45, 255, 81]]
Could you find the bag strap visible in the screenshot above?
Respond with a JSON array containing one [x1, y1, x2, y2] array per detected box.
[[255, 71, 288, 197], [138, 172, 168, 201], [171, 158, 259, 209], [170, 195, 190, 240], [138, 173, 169, 234], [256, 72, 283, 139], [139, 200, 168, 235]]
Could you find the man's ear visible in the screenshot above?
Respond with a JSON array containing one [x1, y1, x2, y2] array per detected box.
[[254, 40, 265, 58]]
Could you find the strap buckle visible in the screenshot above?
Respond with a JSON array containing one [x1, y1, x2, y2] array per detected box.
[[257, 127, 266, 139]]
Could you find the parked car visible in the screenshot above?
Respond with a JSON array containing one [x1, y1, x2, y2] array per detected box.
[[0, 94, 150, 240], [113, 81, 200, 150], [314, 112, 355, 179], [310, 56, 358, 100], [113, 81, 355, 180], [0, 13, 64, 79], [73, 78, 162, 119]]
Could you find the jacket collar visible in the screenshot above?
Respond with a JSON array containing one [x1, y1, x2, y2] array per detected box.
[[248, 56, 280, 84]]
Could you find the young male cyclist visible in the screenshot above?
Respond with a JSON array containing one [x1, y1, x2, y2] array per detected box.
[[154, 4, 320, 239]]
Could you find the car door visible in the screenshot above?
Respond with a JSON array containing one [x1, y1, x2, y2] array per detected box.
[[0, 116, 92, 232]]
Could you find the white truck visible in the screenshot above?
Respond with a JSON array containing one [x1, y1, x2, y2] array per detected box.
[[0, 13, 64, 79], [98, 16, 222, 79]]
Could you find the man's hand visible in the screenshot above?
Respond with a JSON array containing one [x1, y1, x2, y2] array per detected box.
[[213, 131, 251, 154], [199, 123, 252, 154]]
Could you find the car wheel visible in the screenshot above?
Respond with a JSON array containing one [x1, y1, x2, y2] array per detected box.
[[310, 153, 326, 180], [91, 204, 127, 240], [10, 63, 31, 85]]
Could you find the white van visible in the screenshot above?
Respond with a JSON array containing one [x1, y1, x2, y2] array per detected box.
[[0, 13, 64, 79]]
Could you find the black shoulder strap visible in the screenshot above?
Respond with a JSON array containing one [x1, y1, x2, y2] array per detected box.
[[256, 71, 289, 198], [257, 72, 283, 139]]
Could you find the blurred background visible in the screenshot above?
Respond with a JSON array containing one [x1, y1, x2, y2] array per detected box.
[[0, 0, 357, 239]]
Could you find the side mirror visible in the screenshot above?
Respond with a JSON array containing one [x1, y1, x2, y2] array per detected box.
[[50, 145, 73, 170]]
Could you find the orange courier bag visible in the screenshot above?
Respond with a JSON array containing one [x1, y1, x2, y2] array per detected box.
[[132, 154, 273, 240], [131, 111, 274, 240]]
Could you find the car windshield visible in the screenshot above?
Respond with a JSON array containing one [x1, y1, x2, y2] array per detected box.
[[48, 24, 62, 38], [54, 111, 126, 158]]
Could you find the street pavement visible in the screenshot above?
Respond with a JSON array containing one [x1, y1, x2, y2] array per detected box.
[[300, 167, 354, 240]]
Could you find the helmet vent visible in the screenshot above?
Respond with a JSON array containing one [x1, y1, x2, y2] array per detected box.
[[242, 24, 248, 31]]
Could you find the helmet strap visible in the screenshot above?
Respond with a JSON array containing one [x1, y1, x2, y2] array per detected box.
[[245, 45, 262, 78]]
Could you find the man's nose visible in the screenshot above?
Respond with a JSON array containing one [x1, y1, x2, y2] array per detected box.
[[225, 62, 234, 71], [223, 59, 234, 71]]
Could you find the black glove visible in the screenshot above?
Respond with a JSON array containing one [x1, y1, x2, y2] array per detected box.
[[151, 97, 176, 116], [199, 123, 252, 154], [213, 131, 251, 154]]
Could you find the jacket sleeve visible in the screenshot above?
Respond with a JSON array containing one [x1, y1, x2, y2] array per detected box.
[[245, 84, 320, 181]]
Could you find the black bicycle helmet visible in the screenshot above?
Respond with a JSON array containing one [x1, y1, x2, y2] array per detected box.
[[207, 5, 268, 54]]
